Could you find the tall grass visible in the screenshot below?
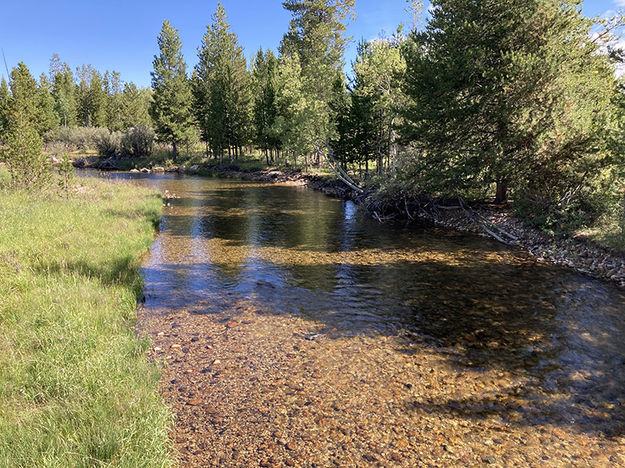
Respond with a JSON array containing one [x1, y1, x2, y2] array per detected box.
[[0, 174, 173, 467]]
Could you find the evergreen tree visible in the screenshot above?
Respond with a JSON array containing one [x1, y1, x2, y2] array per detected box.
[[104, 70, 124, 131], [75, 66, 107, 127], [0, 77, 10, 139], [9, 63, 39, 124], [351, 35, 406, 175], [37, 73, 59, 134], [273, 54, 315, 167], [278, 0, 355, 164], [194, 3, 251, 160], [88, 71, 107, 127], [2, 64, 48, 187], [150, 20, 194, 159], [120, 83, 152, 129], [9, 63, 57, 136], [51, 59, 77, 127], [251, 48, 280, 163], [400, 0, 621, 225]]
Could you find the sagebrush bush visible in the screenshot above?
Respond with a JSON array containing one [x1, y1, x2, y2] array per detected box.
[[45, 126, 109, 150], [121, 126, 155, 157], [94, 131, 123, 158]]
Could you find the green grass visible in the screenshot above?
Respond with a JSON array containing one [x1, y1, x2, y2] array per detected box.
[[576, 212, 625, 252], [0, 174, 173, 467]]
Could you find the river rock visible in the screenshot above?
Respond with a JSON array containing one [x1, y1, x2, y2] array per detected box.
[[153, 166, 165, 173], [140, 167, 151, 173], [130, 169, 140, 173]]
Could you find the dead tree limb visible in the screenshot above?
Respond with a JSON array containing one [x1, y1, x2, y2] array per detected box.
[[458, 197, 515, 246]]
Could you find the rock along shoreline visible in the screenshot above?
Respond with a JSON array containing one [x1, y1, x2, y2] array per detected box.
[[80, 158, 625, 289]]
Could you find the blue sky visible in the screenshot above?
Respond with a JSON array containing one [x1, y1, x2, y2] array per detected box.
[[0, 1, 621, 86]]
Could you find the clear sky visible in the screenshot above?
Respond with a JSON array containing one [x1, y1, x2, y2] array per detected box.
[[0, 1, 621, 87]]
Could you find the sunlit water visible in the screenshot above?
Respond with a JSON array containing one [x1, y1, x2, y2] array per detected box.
[[82, 170, 625, 438]]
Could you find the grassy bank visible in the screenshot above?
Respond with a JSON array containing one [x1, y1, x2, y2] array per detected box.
[[0, 173, 173, 467]]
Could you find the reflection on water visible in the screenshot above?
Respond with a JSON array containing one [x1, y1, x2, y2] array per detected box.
[[84, 171, 625, 437]]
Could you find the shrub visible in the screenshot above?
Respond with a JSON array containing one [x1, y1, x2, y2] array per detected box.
[[94, 131, 122, 158], [45, 126, 109, 150], [121, 126, 155, 157], [1, 110, 49, 188]]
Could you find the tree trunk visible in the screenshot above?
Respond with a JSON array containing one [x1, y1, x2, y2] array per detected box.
[[172, 141, 178, 162], [495, 180, 507, 204]]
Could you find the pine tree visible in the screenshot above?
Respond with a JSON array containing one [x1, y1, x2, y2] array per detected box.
[[88, 71, 107, 127], [278, 0, 355, 164], [194, 3, 251, 160], [104, 70, 124, 131], [51, 59, 77, 127], [0, 77, 10, 139], [9, 63, 39, 124], [150, 20, 194, 160], [251, 48, 280, 163], [2, 64, 48, 187], [400, 0, 621, 227], [37, 73, 59, 135], [120, 83, 152, 129], [273, 54, 314, 167], [351, 35, 406, 174]]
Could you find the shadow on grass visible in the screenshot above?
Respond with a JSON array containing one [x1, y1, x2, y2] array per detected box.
[[34, 256, 146, 299]]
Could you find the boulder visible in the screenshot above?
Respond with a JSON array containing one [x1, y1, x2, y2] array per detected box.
[[130, 169, 140, 173], [152, 166, 165, 173], [140, 167, 151, 173]]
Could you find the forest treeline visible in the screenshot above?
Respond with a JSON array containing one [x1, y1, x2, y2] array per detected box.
[[1, 0, 625, 231]]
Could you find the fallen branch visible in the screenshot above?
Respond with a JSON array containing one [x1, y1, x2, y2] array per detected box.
[[458, 197, 515, 246]]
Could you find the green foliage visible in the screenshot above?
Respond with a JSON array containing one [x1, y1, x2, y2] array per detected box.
[[400, 0, 623, 229], [76, 65, 104, 127], [57, 152, 74, 195], [104, 70, 124, 131], [37, 74, 59, 134], [121, 125, 156, 157], [120, 83, 153, 130], [150, 20, 194, 159], [278, 0, 355, 162], [193, 3, 251, 159], [50, 58, 77, 127], [251, 48, 280, 160], [1, 105, 49, 188], [342, 35, 406, 175], [0, 77, 9, 139], [94, 130, 122, 158], [2, 64, 50, 188]]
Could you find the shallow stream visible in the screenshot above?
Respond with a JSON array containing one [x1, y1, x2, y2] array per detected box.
[[85, 171, 625, 466]]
